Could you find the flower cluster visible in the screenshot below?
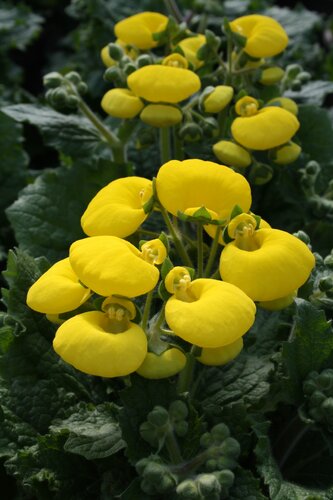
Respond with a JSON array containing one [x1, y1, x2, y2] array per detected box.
[[27, 159, 315, 380]]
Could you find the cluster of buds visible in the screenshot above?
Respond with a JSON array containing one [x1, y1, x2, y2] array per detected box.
[[303, 369, 333, 430], [43, 71, 87, 111]]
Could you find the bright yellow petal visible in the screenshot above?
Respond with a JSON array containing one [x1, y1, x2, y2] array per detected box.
[[156, 159, 252, 219], [220, 228, 315, 301], [114, 12, 168, 50], [213, 140, 252, 168], [81, 177, 152, 238], [178, 35, 206, 69], [136, 348, 186, 379], [128, 65, 201, 103], [231, 107, 299, 150], [197, 337, 243, 366], [165, 278, 256, 348], [203, 86, 234, 114], [69, 236, 159, 297], [140, 104, 182, 127], [53, 311, 147, 377], [26, 258, 90, 315], [101, 89, 144, 119]]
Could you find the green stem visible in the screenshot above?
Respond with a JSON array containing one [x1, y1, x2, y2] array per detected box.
[[159, 204, 194, 267], [225, 37, 233, 85], [177, 345, 201, 394], [141, 290, 154, 331], [217, 106, 229, 137], [198, 13, 208, 33], [210, 268, 220, 280], [163, 0, 183, 23], [197, 224, 204, 278], [165, 431, 183, 464], [77, 99, 122, 149], [204, 226, 221, 277], [173, 126, 184, 160], [159, 127, 172, 164], [278, 425, 310, 470]]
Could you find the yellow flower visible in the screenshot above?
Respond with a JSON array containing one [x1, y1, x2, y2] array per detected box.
[[204, 212, 270, 246], [259, 67, 285, 85], [114, 12, 168, 50], [267, 97, 298, 115], [127, 65, 201, 103], [165, 277, 256, 348], [140, 239, 167, 265], [178, 35, 207, 69], [271, 141, 301, 165], [137, 348, 186, 379], [162, 53, 189, 69], [69, 236, 160, 297], [53, 311, 147, 377], [203, 86, 234, 114], [101, 88, 144, 119], [213, 140, 252, 168], [235, 96, 259, 117], [231, 106, 300, 150], [230, 15, 288, 58], [219, 228, 315, 301], [156, 159, 252, 220], [140, 104, 182, 127], [197, 337, 243, 366], [81, 177, 152, 238], [26, 258, 91, 315]]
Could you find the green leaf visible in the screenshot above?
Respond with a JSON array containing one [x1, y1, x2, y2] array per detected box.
[[286, 81, 333, 106], [297, 105, 333, 164], [282, 299, 333, 400], [0, 3, 43, 51], [0, 111, 28, 229], [119, 375, 177, 463], [199, 353, 274, 415], [245, 308, 291, 357], [229, 467, 267, 499], [6, 159, 126, 261], [2, 104, 105, 158], [50, 403, 126, 460]]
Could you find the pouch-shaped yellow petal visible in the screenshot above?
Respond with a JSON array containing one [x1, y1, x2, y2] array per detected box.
[[178, 35, 206, 69], [137, 348, 186, 379], [114, 12, 168, 50], [26, 258, 91, 315], [230, 15, 288, 58], [213, 140, 252, 168], [203, 86, 234, 114], [69, 236, 159, 297], [128, 65, 201, 103], [220, 228, 315, 301], [267, 97, 298, 115], [101, 88, 144, 119], [156, 159, 252, 219], [197, 337, 243, 366], [53, 311, 147, 377], [165, 279, 256, 348], [81, 177, 152, 238], [272, 141, 301, 165], [140, 104, 182, 127], [259, 67, 284, 85], [231, 106, 299, 150]]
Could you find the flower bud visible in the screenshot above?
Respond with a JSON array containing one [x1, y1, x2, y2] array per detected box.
[[202, 86, 234, 113], [101, 88, 144, 119], [197, 338, 243, 366], [197, 474, 221, 497], [107, 42, 124, 61], [179, 122, 203, 141], [259, 66, 285, 85], [270, 141, 301, 165], [213, 140, 251, 168], [176, 479, 199, 499], [65, 71, 81, 85], [137, 54, 153, 67], [140, 104, 182, 128], [43, 71, 63, 89], [169, 400, 188, 421], [136, 349, 186, 379]]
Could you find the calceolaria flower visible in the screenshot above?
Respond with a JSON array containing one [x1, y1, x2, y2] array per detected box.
[[156, 159, 252, 221], [81, 176, 152, 238], [140, 104, 183, 127], [213, 140, 252, 168], [202, 85, 234, 114], [69, 236, 162, 297], [229, 14, 288, 58], [197, 337, 243, 366], [259, 67, 285, 86], [177, 35, 207, 69], [165, 268, 256, 348], [270, 141, 302, 165], [101, 88, 144, 119], [114, 12, 168, 50], [137, 348, 186, 379], [26, 258, 91, 314], [231, 96, 300, 150], [54, 300, 147, 377], [127, 65, 201, 103], [219, 217, 315, 302]]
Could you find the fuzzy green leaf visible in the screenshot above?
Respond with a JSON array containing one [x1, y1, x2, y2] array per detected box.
[[282, 299, 333, 399], [286, 81, 333, 106], [296, 105, 333, 163], [0, 3, 43, 51], [264, 6, 321, 39], [51, 403, 126, 460], [6, 159, 126, 261], [229, 467, 267, 499]]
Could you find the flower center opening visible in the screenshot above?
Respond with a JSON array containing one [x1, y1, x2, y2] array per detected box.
[[104, 304, 131, 333]]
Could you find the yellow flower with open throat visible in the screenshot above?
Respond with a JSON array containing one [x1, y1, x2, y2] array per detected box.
[[81, 177, 152, 238], [229, 15, 288, 58], [26, 258, 91, 315], [114, 12, 168, 50], [69, 236, 160, 297], [164, 269, 256, 348]]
